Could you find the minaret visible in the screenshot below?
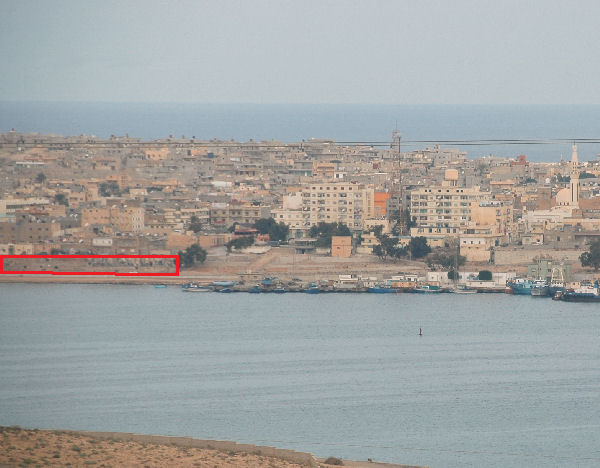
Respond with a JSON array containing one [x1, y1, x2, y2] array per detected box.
[[570, 169, 579, 207], [571, 143, 578, 165], [568, 142, 580, 207]]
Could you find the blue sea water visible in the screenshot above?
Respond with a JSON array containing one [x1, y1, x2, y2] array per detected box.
[[1, 284, 600, 467], [1, 102, 600, 161]]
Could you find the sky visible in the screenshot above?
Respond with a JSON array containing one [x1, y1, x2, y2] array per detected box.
[[1, 0, 599, 104]]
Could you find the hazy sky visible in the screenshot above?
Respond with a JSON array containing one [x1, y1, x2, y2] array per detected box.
[[1, 0, 599, 104]]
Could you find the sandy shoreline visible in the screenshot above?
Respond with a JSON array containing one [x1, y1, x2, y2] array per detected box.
[[0, 427, 427, 468]]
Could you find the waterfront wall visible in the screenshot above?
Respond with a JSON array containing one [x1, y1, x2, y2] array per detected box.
[[494, 248, 582, 266], [69, 431, 319, 467]]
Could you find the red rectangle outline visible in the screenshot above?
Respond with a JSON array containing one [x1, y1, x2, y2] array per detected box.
[[0, 254, 179, 276]]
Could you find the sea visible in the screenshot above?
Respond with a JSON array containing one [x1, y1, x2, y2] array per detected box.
[[2, 102, 600, 162], [1, 284, 600, 468]]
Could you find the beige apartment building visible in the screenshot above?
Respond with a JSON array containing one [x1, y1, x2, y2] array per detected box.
[[210, 202, 271, 228], [271, 207, 305, 237], [0, 198, 51, 217], [82, 203, 144, 233], [0, 215, 61, 243], [410, 185, 489, 237], [301, 182, 375, 231]]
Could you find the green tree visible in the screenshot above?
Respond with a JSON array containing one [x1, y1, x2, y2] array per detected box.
[[189, 215, 203, 233], [308, 222, 351, 248], [253, 217, 289, 242], [394, 208, 415, 236], [478, 270, 493, 281], [448, 270, 459, 280], [427, 251, 466, 270], [178, 244, 207, 268], [372, 244, 384, 260], [225, 236, 255, 253], [99, 182, 121, 197], [35, 172, 46, 184], [54, 193, 68, 206], [580, 239, 600, 271], [369, 224, 384, 239], [409, 236, 431, 259]]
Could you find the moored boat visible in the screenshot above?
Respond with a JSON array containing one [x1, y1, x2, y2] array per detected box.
[[213, 281, 236, 287], [451, 285, 477, 294], [507, 278, 533, 295], [367, 285, 398, 293], [559, 283, 600, 302], [414, 284, 441, 293], [530, 280, 550, 297], [182, 284, 212, 292]]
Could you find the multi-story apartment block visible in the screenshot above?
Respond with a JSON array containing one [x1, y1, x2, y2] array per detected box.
[[271, 207, 305, 237], [81, 202, 144, 233], [410, 185, 489, 237], [0, 213, 62, 243], [0, 198, 51, 218], [210, 202, 270, 228], [301, 182, 375, 231]]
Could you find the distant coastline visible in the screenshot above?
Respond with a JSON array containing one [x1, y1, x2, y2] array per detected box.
[[2, 101, 600, 161]]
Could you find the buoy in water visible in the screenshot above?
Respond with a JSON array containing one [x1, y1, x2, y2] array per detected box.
[[418, 327, 423, 336]]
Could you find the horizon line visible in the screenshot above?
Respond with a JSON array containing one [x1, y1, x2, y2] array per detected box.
[[2, 100, 600, 107]]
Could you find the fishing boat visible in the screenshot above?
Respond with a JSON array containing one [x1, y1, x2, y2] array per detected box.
[[451, 285, 477, 294], [248, 285, 261, 293], [273, 287, 286, 293], [549, 266, 566, 297], [213, 281, 236, 287], [182, 283, 212, 292], [530, 280, 550, 297], [305, 283, 320, 294], [367, 285, 398, 293], [560, 283, 600, 302], [414, 284, 441, 293], [261, 277, 275, 286], [507, 278, 533, 295], [154, 284, 167, 288], [217, 287, 232, 293]]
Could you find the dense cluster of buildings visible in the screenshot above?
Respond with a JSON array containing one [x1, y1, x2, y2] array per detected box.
[[1, 130, 600, 265]]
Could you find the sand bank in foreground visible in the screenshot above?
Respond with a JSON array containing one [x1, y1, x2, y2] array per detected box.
[[0, 427, 427, 468]]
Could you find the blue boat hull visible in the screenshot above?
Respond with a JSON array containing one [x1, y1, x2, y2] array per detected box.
[[508, 282, 533, 295]]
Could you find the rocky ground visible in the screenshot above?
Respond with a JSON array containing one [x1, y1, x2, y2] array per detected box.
[[0, 427, 309, 468]]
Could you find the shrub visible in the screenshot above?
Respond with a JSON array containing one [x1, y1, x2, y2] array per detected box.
[[478, 270, 493, 281], [324, 457, 343, 465]]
